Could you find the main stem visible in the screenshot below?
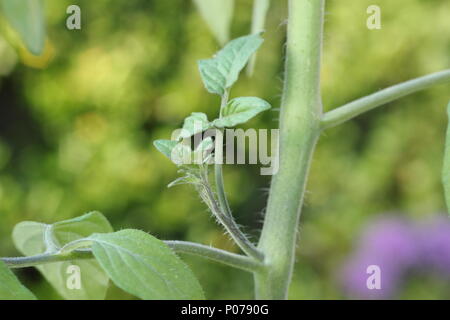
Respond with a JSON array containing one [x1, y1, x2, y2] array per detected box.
[[255, 0, 324, 299]]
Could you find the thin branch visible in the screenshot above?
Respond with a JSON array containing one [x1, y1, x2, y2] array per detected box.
[[200, 173, 264, 261], [165, 240, 264, 273], [209, 90, 264, 262], [215, 163, 233, 219], [1, 241, 263, 273], [321, 69, 450, 129], [1, 251, 92, 269]]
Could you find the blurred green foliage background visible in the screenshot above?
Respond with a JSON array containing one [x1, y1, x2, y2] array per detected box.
[[0, 0, 449, 299]]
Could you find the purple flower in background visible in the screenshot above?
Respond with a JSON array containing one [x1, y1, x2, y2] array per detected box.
[[342, 215, 450, 299], [418, 218, 450, 274]]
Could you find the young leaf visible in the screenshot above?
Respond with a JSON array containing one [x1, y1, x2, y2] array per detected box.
[[88, 229, 205, 300], [154, 140, 178, 159], [12, 212, 113, 300], [193, 0, 234, 45], [213, 97, 271, 128], [442, 101, 450, 213], [198, 34, 264, 96], [193, 137, 214, 164], [1, 0, 46, 55], [177, 112, 212, 140], [0, 261, 36, 300], [171, 143, 194, 166], [168, 176, 195, 188], [155, 140, 200, 166]]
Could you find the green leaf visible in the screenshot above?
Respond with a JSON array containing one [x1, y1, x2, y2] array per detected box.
[[155, 139, 210, 166], [177, 112, 211, 140], [171, 143, 194, 166], [198, 33, 264, 96], [154, 140, 178, 159], [442, 101, 450, 213], [88, 229, 205, 300], [213, 97, 271, 127], [193, 0, 234, 45], [12, 212, 113, 300], [0, 261, 36, 300], [193, 137, 214, 164], [195, 137, 214, 153], [1, 0, 46, 55]]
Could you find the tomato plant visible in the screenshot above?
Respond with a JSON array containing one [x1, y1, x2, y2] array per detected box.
[[0, 0, 449, 300]]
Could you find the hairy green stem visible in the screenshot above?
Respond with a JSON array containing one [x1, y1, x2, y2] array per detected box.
[[2, 251, 92, 269], [215, 92, 234, 220], [255, 0, 324, 299], [202, 171, 264, 261], [321, 69, 450, 129], [1, 240, 260, 272], [212, 90, 263, 261], [215, 92, 233, 218], [215, 163, 233, 219], [165, 241, 263, 273]]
